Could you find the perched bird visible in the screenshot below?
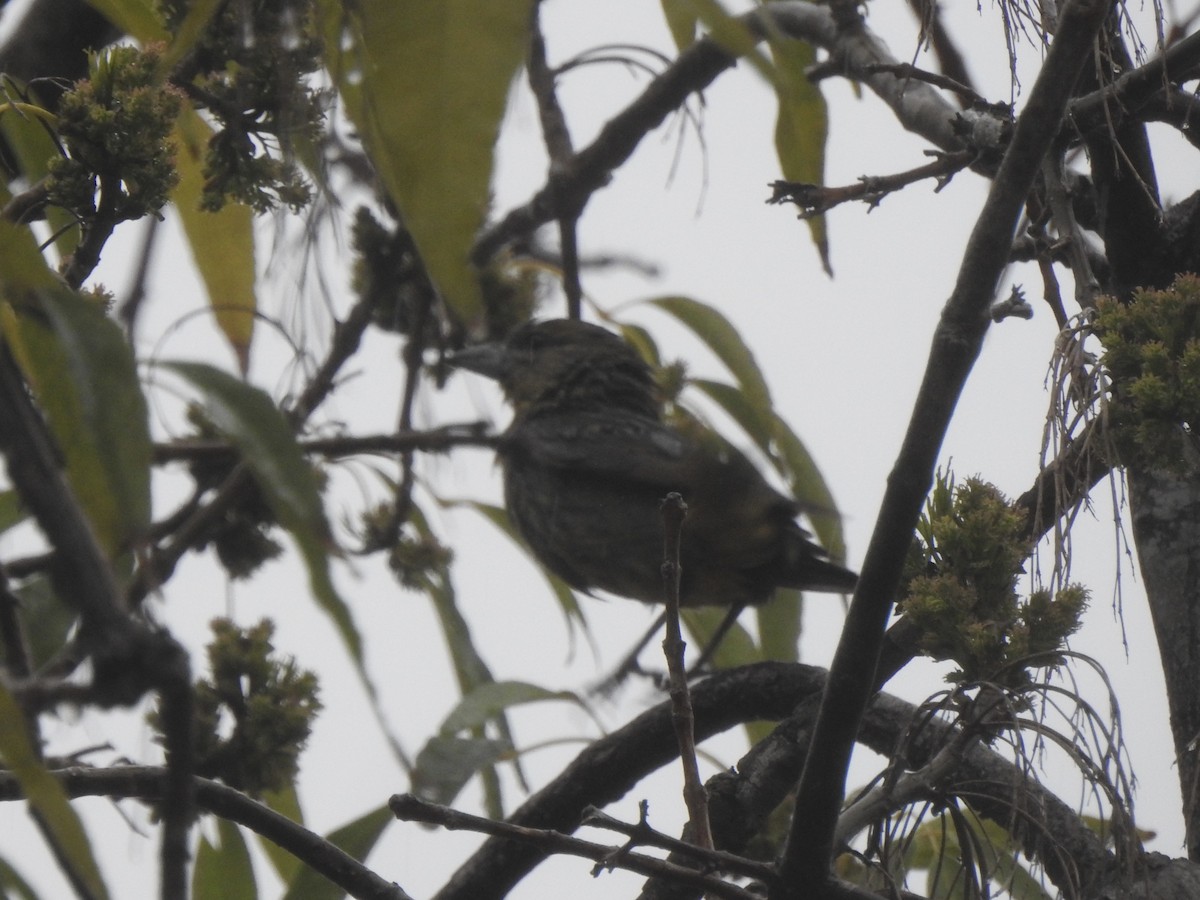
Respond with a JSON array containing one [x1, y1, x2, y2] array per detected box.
[[450, 318, 857, 617]]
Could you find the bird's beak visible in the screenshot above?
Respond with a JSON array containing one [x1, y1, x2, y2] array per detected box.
[[446, 342, 509, 381]]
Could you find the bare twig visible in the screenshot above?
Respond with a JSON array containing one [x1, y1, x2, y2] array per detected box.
[[581, 804, 774, 882], [393, 793, 754, 900], [151, 423, 497, 465], [527, 1, 583, 318], [0, 766, 411, 900], [767, 148, 975, 218], [658, 493, 712, 851], [857, 62, 987, 106]]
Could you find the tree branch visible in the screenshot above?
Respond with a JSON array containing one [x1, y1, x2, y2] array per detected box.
[[472, 1, 964, 267], [0, 766, 411, 900], [777, 2, 1116, 895], [392, 794, 755, 900], [433, 662, 827, 900]]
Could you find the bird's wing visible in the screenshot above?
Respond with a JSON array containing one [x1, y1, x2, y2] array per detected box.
[[503, 411, 693, 488]]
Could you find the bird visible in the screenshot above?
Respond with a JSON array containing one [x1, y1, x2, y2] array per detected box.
[[449, 318, 857, 625]]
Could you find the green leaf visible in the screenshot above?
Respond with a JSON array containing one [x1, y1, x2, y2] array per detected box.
[[755, 587, 803, 663], [690, 378, 779, 466], [8, 575, 77, 670], [324, 0, 532, 320], [685, 0, 775, 81], [257, 785, 304, 885], [81, 0, 167, 42], [680, 607, 759, 670], [453, 499, 589, 638], [660, 0, 699, 50], [161, 363, 356, 661], [769, 33, 830, 272], [0, 227, 152, 558], [411, 735, 512, 806], [688, 380, 844, 564], [0, 682, 108, 899], [193, 818, 257, 900], [159, 0, 226, 74], [405, 503, 514, 813], [646, 295, 774, 414], [0, 490, 27, 538], [0, 852, 39, 900], [281, 806, 392, 900], [0, 95, 79, 258], [440, 681, 586, 735], [172, 109, 257, 373], [771, 412, 846, 562]]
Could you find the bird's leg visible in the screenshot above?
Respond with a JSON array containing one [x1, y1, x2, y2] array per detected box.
[[591, 610, 668, 696], [684, 601, 748, 677], [592, 601, 752, 693]]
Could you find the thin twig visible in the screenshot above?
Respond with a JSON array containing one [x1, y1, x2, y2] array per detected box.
[[777, 1, 1115, 895], [581, 805, 774, 881], [767, 148, 975, 218], [527, 1, 583, 318], [151, 423, 497, 464], [392, 793, 754, 900], [659, 492, 712, 851]]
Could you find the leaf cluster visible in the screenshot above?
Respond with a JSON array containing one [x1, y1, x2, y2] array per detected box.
[[899, 475, 1088, 686], [160, 0, 323, 212], [1093, 274, 1200, 471], [151, 618, 321, 796], [46, 45, 182, 223]]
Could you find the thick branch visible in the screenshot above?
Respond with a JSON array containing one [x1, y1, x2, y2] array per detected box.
[[433, 663, 827, 900], [778, 2, 1116, 895], [0, 767, 410, 900]]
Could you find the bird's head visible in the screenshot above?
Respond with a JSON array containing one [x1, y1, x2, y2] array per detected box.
[[449, 319, 660, 419]]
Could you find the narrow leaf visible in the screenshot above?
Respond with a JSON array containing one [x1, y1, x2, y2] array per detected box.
[[0, 683, 108, 899], [0, 225, 152, 558], [771, 413, 846, 562], [9, 575, 77, 670], [281, 806, 392, 900], [193, 819, 256, 900], [173, 109, 257, 373], [0, 96, 79, 257], [440, 681, 585, 735], [453, 499, 589, 636], [660, 0, 699, 50], [756, 588, 803, 663], [81, 0, 167, 42], [770, 33, 831, 272], [0, 854, 38, 900], [159, 0, 226, 74], [256, 785, 304, 885], [323, 0, 531, 319], [411, 736, 511, 806], [161, 362, 358, 662], [646, 295, 774, 413], [0, 490, 27, 537]]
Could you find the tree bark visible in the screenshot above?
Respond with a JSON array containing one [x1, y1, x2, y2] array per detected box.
[[1128, 463, 1200, 862]]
